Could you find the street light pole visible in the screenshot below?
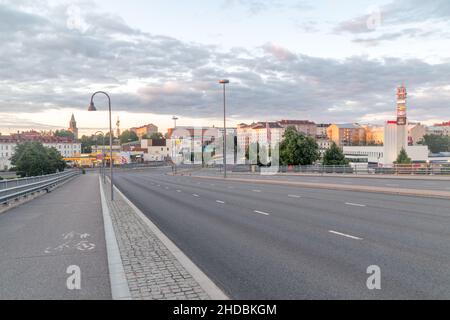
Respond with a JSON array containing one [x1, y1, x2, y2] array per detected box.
[[94, 131, 105, 183], [219, 80, 229, 178], [89, 91, 114, 201]]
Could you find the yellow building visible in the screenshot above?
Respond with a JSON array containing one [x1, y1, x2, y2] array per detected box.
[[364, 125, 384, 145], [327, 123, 366, 146]]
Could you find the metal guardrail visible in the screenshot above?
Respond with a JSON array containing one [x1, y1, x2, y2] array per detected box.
[[226, 164, 450, 175], [0, 170, 81, 204]]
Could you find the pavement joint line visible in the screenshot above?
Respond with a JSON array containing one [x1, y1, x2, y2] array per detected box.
[[112, 182, 229, 300], [329, 230, 363, 241], [345, 202, 367, 207], [254, 210, 270, 216], [99, 177, 132, 300]]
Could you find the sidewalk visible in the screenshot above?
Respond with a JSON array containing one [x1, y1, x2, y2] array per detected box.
[[101, 178, 227, 300], [0, 173, 111, 300]]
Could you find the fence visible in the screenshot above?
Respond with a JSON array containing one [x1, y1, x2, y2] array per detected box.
[[0, 170, 80, 204]]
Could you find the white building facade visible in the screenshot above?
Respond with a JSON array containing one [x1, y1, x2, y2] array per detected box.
[[0, 133, 81, 170]]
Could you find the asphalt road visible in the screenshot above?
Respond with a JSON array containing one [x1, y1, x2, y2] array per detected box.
[[0, 173, 111, 300], [195, 169, 450, 191], [115, 168, 450, 299]]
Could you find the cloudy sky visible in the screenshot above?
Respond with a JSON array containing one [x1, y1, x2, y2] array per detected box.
[[1, 0, 449, 135]]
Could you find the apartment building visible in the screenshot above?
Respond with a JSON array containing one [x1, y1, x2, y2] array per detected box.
[[0, 131, 81, 170], [327, 123, 366, 146]]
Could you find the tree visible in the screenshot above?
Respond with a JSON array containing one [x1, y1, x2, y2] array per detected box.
[[119, 130, 139, 144], [149, 132, 164, 140], [323, 142, 349, 165], [395, 147, 412, 164], [10, 142, 66, 177], [54, 130, 75, 140], [418, 134, 450, 153], [80, 135, 95, 153], [279, 127, 320, 165]]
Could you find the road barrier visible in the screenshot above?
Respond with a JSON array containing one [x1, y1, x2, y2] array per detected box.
[[0, 170, 81, 205]]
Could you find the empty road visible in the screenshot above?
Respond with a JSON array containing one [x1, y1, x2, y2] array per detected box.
[[115, 168, 450, 299]]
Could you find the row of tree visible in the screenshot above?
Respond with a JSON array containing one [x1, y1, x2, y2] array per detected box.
[[418, 134, 450, 153], [10, 142, 66, 177]]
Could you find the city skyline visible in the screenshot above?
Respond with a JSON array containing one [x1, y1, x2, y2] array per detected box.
[[1, 0, 450, 135]]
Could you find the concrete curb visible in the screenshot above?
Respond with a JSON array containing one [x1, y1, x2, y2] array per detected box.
[[112, 182, 229, 300], [99, 177, 132, 300], [192, 175, 450, 200]]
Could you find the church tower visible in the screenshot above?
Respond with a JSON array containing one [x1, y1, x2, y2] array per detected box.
[[68, 114, 79, 140]]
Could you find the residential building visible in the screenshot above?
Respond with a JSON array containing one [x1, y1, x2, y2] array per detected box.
[[317, 138, 332, 155], [130, 123, 158, 139], [277, 120, 316, 137], [0, 131, 82, 170], [327, 123, 366, 146], [237, 122, 285, 164], [408, 123, 427, 145], [316, 124, 331, 138], [427, 125, 450, 136]]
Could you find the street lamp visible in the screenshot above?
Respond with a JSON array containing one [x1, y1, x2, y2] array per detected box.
[[219, 79, 229, 178], [171, 116, 179, 169], [172, 116, 179, 129], [89, 91, 114, 201], [94, 131, 106, 183]]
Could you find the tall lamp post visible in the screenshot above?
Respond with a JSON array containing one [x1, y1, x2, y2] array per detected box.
[[219, 79, 229, 178], [89, 91, 114, 201], [171, 116, 179, 170], [94, 131, 105, 183]]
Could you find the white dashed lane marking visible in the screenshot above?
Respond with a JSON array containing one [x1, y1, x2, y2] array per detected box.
[[254, 210, 270, 216], [216, 200, 225, 204], [288, 195, 301, 198], [329, 230, 363, 240], [345, 202, 366, 207]]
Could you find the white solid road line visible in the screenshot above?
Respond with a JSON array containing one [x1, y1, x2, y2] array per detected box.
[[254, 210, 270, 216], [329, 230, 363, 240], [345, 202, 367, 207], [216, 200, 225, 204], [288, 195, 301, 198]]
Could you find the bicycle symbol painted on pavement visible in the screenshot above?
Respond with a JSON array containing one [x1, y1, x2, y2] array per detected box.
[[45, 231, 96, 254]]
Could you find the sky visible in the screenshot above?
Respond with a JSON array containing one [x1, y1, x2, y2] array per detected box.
[[0, 0, 450, 136]]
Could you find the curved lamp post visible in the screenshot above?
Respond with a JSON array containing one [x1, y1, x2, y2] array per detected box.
[[89, 91, 114, 201], [219, 79, 229, 178], [94, 130, 106, 183]]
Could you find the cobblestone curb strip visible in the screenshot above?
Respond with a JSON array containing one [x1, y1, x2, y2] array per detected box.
[[101, 178, 228, 300]]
